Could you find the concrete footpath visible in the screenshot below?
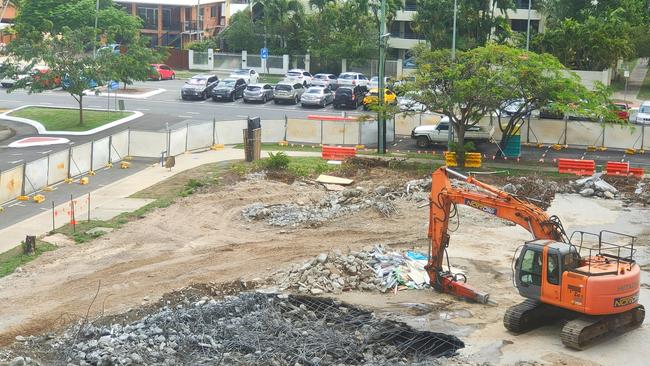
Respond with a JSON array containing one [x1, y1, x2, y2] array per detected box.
[[0, 147, 321, 254], [613, 58, 648, 104]]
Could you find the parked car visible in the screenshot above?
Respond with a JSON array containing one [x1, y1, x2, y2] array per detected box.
[[636, 101, 650, 124], [311, 73, 337, 89], [31, 67, 61, 89], [362, 88, 397, 110], [410, 117, 493, 148], [403, 57, 416, 69], [273, 82, 305, 104], [149, 64, 175, 80], [300, 86, 334, 107], [368, 76, 393, 90], [285, 69, 313, 86], [1, 72, 29, 88], [211, 78, 247, 102], [229, 68, 259, 84], [337, 72, 369, 88], [497, 99, 528, 117], [243, 83, 274, 103], [62, 75, 98, 90], [181, 74, 219, 100], [398, 92, 427, 112], [333, 85, 364, 109], [98, 43, 121, 55], [610, 102, 630, 121]]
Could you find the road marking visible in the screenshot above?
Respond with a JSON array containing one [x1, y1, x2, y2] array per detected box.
[[40, 150, 53, 155], [10, 153, 22, 156], [8, 160, 22, 164], [39, 102, 53, 105], [187, 112, 200, 115], [236, 115, 249, 118], [138, 108, 150, 111], [8, 202, 24, 207], [40, 208, 49, 211], [178, 115, 193, 118]]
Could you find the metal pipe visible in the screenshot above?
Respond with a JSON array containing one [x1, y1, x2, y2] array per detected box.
[[443, 167, 468, 181], [526, 0, 531, 51]]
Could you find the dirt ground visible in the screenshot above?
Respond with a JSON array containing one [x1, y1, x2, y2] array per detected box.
[[0, 164, 648, 365]]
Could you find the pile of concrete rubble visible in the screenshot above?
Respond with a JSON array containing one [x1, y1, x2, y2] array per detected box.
[[242, 178, 432, 227], [273, 245, 431, 295], [12, 293, 463, 366], [567, 173, 619, 199]]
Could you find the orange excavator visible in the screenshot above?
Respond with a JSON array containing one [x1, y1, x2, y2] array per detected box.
[[427, 167, 644, 349]]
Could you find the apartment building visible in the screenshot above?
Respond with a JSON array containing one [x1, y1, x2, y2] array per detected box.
[[115, 0, 248, 48], [388, 0, 544, 59]]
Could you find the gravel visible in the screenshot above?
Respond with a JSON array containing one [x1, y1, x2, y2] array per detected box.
[[12, 293, 464, 366]]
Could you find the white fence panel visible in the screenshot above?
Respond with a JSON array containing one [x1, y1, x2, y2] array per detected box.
[[92, 137, 110, 171], [566, 121, 603, 146], [527, 119, 566, 145], [215, 120, 247, 145], [129, 130, 166, 158], [187, 123, 214, 150], [70, 142, 92, 177], [260, 120, 286, 143], [48, 149, 69, 185], [604, 125, 644, 150], [24, 157, 48, 194], [286, 119, 321, 144], [110, 130, 129, 162], [0, 165, 24, 203], [169, 128, 188, 156], [644, 125, 650, 150]]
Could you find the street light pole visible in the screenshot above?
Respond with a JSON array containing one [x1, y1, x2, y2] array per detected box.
[[92, 0, 100, 59], [448, 0, 458, 152], [526, 0, 532, 51], [377, 0, 387, 154]]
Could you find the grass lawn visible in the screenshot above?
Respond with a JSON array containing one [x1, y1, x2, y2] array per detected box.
[[638, 67, 650, 100], [0, 241, 57, 278], [10, 107, 132, 132]]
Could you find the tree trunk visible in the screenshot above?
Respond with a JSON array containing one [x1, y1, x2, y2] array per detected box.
[[78, 95, 84, 125], [456, 123, 466, 167]]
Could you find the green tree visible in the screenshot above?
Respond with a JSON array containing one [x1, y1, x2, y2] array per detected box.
[[532, 9, 634, 70], [406, 45, 506, 166], [98, 40, 164, 90], [219, 10, 263, 52], [9, 27, 106, 125]]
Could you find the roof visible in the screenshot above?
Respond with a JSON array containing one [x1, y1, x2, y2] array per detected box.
[[114, 0, 223, 6]]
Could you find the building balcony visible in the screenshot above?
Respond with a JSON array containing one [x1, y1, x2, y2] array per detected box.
[[395, 10, 416, 22], [506, 8, 542, 21], [388, 33, 426, 50]]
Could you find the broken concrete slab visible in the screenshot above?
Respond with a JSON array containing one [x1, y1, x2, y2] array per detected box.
[[323, 184, 346, 191], [316, 175, 353, 185]]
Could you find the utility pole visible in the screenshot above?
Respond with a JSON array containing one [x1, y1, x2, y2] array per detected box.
[[92, 0, 100, 59], [526, 0, 532, 51], [197, 0, 202, 41], [377, 0, 387, 154], [448, 0, 458, 152]]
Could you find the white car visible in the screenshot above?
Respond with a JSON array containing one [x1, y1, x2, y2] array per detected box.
[[1, 73, 29, 88], [285, 69, 312, 86], [368, 76, 393, 90], [337, 72, 369, 88], [636, 101, 650, 124], [229, 68, 259, 84], [311, 73, 337, 89], [398, 93, 428, 112]]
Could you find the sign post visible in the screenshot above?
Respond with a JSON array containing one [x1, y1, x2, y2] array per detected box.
[[260, 47, 268, 60]]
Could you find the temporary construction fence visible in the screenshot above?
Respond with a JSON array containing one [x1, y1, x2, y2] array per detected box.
[[0, 118, 395, 206]]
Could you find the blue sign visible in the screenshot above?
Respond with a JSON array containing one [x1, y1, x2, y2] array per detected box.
[[260, 47, 269, 60], [108, 80, 119, 90]]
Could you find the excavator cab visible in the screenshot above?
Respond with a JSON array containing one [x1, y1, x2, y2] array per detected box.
[[514, 240, 580, 301]]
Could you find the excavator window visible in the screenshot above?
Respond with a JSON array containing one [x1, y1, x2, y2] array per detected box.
[[519, 249, 542, 286], [547, 253, 560, 285]]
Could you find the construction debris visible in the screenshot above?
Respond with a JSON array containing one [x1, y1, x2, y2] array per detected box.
[[24, 293, 463, 366], [274, 245, 431, 294], [242, 178, 432, 227], [315, 174, 353, 185], [568, 173, 619, 199]]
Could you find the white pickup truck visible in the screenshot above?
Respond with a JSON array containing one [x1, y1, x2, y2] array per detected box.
[[410, 117, 493, 148]]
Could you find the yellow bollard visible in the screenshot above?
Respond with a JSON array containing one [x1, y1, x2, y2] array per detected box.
[[79, 177, 89, 185], [33, 194, 45, 203]]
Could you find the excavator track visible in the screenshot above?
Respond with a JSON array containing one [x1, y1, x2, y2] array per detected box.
[[503, 299, 549, 334], [560, 305, 645, 350]]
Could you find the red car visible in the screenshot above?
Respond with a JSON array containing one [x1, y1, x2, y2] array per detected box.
[[610, 102, 630, 121], [31, 68, 61, 88], [149, 64, 175, 81]]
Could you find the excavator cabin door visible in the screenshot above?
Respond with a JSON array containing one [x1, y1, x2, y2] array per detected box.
[[515, 244, 543, 300]]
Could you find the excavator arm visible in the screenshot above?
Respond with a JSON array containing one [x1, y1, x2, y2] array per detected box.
[[426, 167, 565, 304]]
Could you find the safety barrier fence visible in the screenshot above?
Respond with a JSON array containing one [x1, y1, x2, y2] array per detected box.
[[0, 118, 395, 207]]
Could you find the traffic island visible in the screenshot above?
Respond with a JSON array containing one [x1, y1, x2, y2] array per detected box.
[[1, 105, 142, 135]]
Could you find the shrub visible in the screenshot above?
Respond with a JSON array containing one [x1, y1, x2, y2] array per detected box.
[[266, 152, 290, 170]]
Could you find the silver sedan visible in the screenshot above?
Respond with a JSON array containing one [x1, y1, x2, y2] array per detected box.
[[300, 87, 334, 108], [243, 83, 274, 103]]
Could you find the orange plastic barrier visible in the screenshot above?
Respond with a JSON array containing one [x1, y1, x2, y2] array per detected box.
[[629, 167, 644, 178], [322, 146, 356, 161], [557, 158, 595, 176], [605, 162, 630, 176]]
